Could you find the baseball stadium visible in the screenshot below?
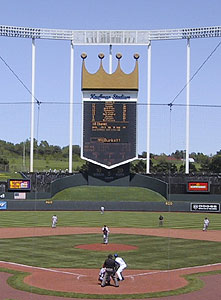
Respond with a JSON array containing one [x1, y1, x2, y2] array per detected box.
[[0, 20, 221, 300]]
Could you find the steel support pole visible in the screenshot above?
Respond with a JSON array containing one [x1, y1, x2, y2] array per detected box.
[[185, 39, 190, 174], [30, 38, 36, 172], [146, 42, 151, 173], [109, 44, 112, 74], [69, 41, 74, 173]]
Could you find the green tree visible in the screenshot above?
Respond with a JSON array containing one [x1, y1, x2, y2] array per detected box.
[[171, 150, 185, 159], [179, 163, 197, 173], [78, 162, 89, 173], [0, 157, 9, 171], [199, 156, 210, 172], [130, 159, 147, 173], [208, 155, 221, 173], [62, 145, 81, 159], [154, 161, 178, 173], [38, 140, 50, 155]]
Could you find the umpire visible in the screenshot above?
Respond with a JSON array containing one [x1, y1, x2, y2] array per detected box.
[[101, 254, 119, 287]]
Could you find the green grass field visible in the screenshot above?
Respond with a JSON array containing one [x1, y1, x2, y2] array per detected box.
[[52, 186, 166, 201], [0, 233, 220, 270], [0, 211, 221, 229], [0, 211, 220, 299], [0, 211, 220, 270]]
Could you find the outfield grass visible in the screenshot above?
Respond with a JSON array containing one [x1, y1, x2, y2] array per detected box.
[[52, 186, 166, 202], [0, 211, 221, 229]]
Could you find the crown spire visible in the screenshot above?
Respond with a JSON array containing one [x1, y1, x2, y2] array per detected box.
[[81, 53, 139, 91]]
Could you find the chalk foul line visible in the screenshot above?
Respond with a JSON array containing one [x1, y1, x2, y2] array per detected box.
[[0, 260, 87, 279], [126, 262, 221, 280]]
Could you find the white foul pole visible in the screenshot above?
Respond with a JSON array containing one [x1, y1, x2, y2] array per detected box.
[[185, 39, 190, 174], [146, 42, 152, 173], [69, 41, 74, 173], [30, 38, 36, 172], [109, 44, 112, 74]]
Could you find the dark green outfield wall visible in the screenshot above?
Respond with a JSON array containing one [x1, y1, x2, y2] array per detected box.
[[5, 200, 187, 212], [4, 199, 220, 212], [170, 194, 221, 202]]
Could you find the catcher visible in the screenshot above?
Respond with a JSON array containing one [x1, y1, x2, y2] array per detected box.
[[101, 254, 119, 287]]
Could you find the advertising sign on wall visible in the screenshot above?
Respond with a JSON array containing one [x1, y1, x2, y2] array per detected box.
[[190, 203, 220, 212], [0, 201, 7, 210], [14, 192, 26, 199], [187, 182, 209, 192], [8, 179, 31, 192]]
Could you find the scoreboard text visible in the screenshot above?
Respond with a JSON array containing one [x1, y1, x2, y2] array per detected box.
[[82, 100, 136, 168]]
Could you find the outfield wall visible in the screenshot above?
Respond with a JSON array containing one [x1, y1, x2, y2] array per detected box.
[[170, 194, 221, 202], [2, 200, 220, 212], [4, 200, 188, 211]]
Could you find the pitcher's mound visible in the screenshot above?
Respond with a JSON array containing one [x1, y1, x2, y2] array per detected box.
[[75, 243, 138, 251]]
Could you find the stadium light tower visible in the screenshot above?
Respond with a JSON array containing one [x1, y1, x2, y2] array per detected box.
[[30, 38, 36, 173]]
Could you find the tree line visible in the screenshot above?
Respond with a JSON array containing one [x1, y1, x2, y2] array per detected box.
[[134, 150, 221, 174], [0, 139, 80, 158], [0, 139, 220, 174], [0, 139, 81, 171]]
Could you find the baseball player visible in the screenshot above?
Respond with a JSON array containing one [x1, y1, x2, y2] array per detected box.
[[98, 267, 106, 282], [52, 214, 58, 228], [114, 254, 127, 281], [102, 225, 109, 244], [203, 217, 210, 231], [159, 215, 164, 226], [101, 254, 119, 287], [100, 206, 105, 214], [98, 267, 111, 285]]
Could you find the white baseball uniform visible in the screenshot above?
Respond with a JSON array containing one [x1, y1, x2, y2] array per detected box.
[[203, 218, 210, 231], [115, 256, 127, 281], [98, 267, 106, 282], [52, 215, 58, 228], [102, 226, 109, 244]]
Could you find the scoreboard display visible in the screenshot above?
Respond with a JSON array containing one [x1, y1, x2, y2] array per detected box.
[[8, 179, 31, 191], [82, 100, 136, 168]]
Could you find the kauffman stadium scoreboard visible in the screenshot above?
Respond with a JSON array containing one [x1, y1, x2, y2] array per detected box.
[[82, 92, 137, 168], [81, 52, 139, 169]]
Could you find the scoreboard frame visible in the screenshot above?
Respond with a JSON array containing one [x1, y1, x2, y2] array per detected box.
[[81, 91, 138, 169]]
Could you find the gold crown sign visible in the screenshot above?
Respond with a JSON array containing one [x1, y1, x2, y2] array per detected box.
[[81, 53, 139, 91]]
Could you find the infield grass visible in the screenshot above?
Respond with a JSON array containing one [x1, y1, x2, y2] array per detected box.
[[0, 233, 220, 270]]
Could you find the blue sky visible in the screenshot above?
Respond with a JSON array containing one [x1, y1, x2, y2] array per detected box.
[[0, 0, 221, 156]]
